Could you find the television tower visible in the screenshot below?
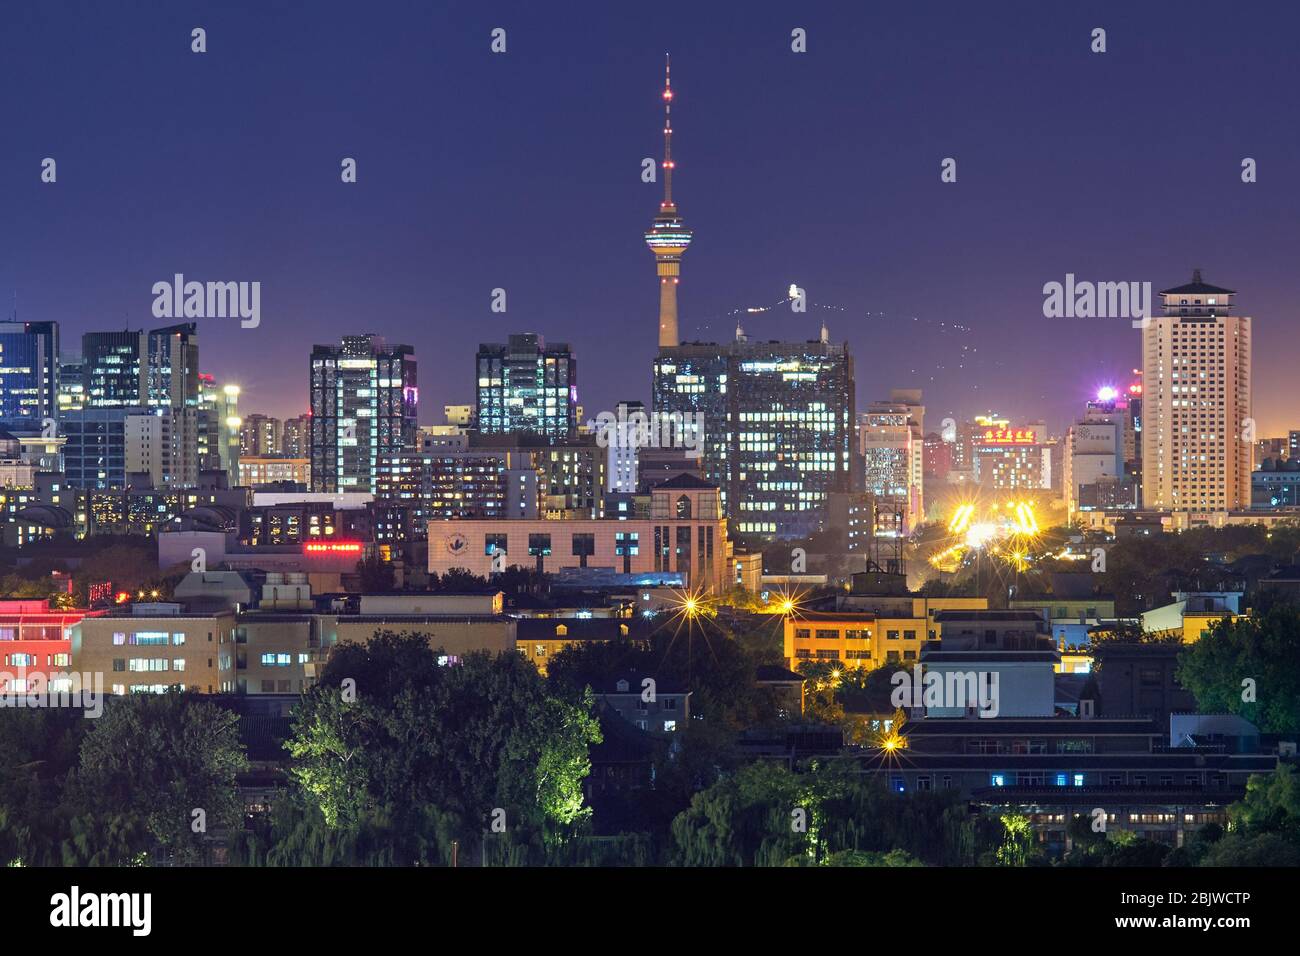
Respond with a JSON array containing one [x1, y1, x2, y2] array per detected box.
[[646, 55, 692, 348]]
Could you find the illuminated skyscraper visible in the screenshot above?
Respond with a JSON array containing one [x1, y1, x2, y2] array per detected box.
[[654, 337, 854, 542], [1141, 271, 1252, 511], [77, 324, 199, 486], [860, 390, 924, 533], [310, 334, 418, 493], [645, 56, 692, 348], [0, 321, 59, 431], [476, 333, 576, 441]]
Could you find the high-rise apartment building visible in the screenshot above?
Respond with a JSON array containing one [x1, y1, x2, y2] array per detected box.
[[196, 374, 222, 472], [598, 399, 646, 494], [1064, 386, 1142, 515], [282, 414, 310, 458], [971, 421, 1051, 493], [60, 407, 143, 489], [475, 333, 576, 441], [376, 448, 540, 530], [1141, 272, 1252, 511], [145, 324, 200, 486], [241, 414, 282, 456], [309, 334, 417, 492]]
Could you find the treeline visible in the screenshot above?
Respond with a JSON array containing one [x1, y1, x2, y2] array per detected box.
[[0, 693, 245, 865], [5, 625, 1297, 866]]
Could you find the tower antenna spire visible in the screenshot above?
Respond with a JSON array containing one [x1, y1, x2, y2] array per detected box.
[[662, 53, 674, 208]]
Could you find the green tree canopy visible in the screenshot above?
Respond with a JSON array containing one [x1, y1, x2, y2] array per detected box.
[[1177, 604, 1300, 733], [286, 632, 601, 861], [69, 693, 247, 864]]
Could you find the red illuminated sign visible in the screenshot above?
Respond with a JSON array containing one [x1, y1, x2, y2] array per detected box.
[[982, 428, 1036, 444], [303, 542, 363, 555]]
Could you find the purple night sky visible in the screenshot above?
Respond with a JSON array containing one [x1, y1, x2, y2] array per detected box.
[[3, 0, 1297, 435]]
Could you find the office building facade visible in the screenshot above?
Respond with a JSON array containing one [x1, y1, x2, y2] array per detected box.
[[0, 321, 59, 431], [309, 335, 418, 493], [654, 336, 854, 541], [475, 333, 577, 441]]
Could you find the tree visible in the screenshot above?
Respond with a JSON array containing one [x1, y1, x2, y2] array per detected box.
[[669, 759, 1000, 867], [432, 567, 490, 592], [286, 633, 601, 862], [1228, 763, 1300, 836], [356, 554, 396, 592], [547, 617, 780, 731], [995, 813, 1034, 866], [816, 848, 923, 867], [0, 709, 90, 865], [1177, 604, 1300, 733], [1196, 767, 1300, 868], [69, 693, 247, 864], [670, 761, 808, 866]]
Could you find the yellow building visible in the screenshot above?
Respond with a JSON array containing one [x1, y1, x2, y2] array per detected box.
[[74, 606, 237, 695], [1141, 592, 1244, 643], [783, 596, 989, 670]]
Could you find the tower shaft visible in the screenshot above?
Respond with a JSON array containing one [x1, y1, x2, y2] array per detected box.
[[659, 271, 679, 348]]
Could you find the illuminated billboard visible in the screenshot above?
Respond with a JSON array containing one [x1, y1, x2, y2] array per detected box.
[[980, 428, 1037, 445], [303, 542, 363, 555]]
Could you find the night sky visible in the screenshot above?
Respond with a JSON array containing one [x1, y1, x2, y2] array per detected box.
[[3, 0, 1297, 435]]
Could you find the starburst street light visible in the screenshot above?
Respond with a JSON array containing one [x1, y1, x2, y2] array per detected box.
[[767, 585, 806, 616], [667, 586, 714, 625]]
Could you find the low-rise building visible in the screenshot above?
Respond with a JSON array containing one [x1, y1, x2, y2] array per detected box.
[[1141, 591, 1243, 642], [0, 600, 105, 695], [428, 474, 729, 594], [591, 671, 690, 735], [515, 617, 647, 676], [854, 715, 1279, 853], [783, 594, 990, 670], [73, 603, 237, 695]]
